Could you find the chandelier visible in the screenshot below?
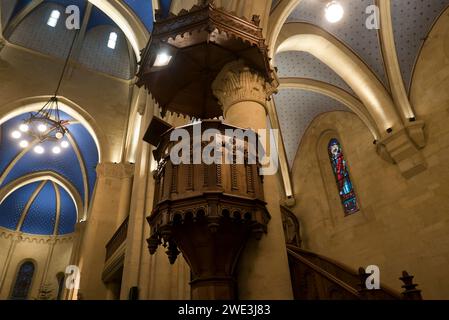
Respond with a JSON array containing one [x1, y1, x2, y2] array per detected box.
[[10, 30, 79, 155]]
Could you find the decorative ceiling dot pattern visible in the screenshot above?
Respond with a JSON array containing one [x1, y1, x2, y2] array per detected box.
[[391, 0, 449, 92], [275, 51, 354, 94], [0, 181, 37, 231], [3, 0, 136, 79], [287, 0, 388, 86], [0, 180, 77, 235], [21, 181, 57, 235], [274, 89, 350, 167]]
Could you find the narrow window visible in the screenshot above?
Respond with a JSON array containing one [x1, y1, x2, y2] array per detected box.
[[107, 32, 118, 49], [10, 261, 35, 300], [56, 272, 65, 300], [328, 139, 359, 215], [47, 10, 61, 27]]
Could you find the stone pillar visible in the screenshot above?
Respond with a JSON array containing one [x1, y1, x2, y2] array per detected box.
[[116, 171, 134, 226], [76, 162, 134, 300], [212, 61, 293, 299], [119, 98, 153, 300]]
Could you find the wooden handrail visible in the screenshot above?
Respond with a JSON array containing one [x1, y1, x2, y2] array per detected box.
[[287, 248, 361, 298], [287, 245, 402, 299]]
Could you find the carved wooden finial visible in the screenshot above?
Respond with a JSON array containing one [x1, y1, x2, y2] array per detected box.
[[166, 241, 180, 265], [358, 267, 368, 291], [400, 271, 423, 300]]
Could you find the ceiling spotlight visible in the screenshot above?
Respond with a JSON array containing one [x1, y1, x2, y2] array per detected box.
[[19, 124, 29, 132], [34, 145, 45, 154], [38, 124, 48, 133], [61, 140, 69, 148], [19, 140, 29, 148], [52, 146, 61, 154], [325, 1, 344, 23], [11, 131, 21, 139], [153, 53, 172, 67]]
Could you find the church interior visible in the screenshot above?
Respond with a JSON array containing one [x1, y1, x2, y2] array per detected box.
[[0, 0, 448, 301]]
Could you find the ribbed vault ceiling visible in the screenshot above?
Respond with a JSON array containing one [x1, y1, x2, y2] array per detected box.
[[274, 0, 449, 169]]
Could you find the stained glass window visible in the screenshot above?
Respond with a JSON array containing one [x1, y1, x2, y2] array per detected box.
[[10, 261, 35, 300], [328, 139, 359, 215]]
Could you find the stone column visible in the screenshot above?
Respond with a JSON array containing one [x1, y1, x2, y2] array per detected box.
[[116, 169, 134, 226], [212, 61, 293, 299], [76, 162, 134, 300]]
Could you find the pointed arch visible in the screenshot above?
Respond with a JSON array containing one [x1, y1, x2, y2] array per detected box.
[[0, 171, 83, 223], [9, 259, 36, 300], [279, 77, 380, 140], [3, 0, 149, 58], [275, 22, 402, 137], [267, 0, 301, 57]]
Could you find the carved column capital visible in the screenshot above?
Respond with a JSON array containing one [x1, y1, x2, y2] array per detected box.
[[96, 162, 135, 179], [212, 60, 278, 116]]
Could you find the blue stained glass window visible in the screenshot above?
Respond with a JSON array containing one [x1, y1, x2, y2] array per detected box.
[[10, 261, 35, 300], [328, 139, 359, 215]]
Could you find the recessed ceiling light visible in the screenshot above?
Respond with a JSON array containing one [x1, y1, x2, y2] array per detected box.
[[153, 53, 172, 67], [325, 1, 344, 23]]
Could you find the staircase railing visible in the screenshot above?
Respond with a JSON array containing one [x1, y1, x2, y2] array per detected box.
[[287, 245, 403, 300], [281, 206, 422, 300], [287, 247, 361, 299]]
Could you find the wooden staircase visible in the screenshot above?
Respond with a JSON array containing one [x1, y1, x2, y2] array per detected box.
[[281, 206, 422, 300], [287, 245, 402, 300]]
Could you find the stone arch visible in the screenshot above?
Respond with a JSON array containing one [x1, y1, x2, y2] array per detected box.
[[88, 0, 150, 57], [275, 23, 402, 137], [3, 0, 149, 58], [0, 171, 83, 223], [279, 78, 380, 140], [78, 25, 136, 79], [267, 0, 302, 56]]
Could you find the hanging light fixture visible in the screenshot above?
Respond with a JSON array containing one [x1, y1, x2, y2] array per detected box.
[[11, 30, 79, 155]]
